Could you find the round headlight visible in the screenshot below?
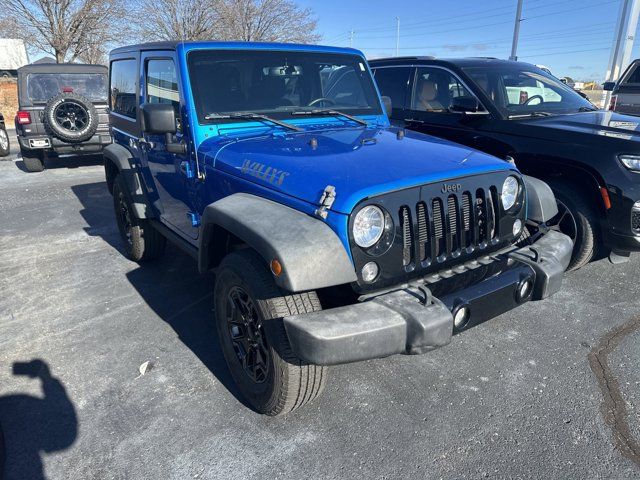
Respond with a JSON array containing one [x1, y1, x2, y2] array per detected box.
[[501, 176, 520, 211], [353, 205, 385, 248]]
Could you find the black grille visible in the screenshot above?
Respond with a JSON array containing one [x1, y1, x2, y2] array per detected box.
[[401, 206, 412, 266], [633, 210, 640, 234], [400, 188, 500, 267]]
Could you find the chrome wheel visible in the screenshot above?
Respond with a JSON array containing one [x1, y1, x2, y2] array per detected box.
[[0, 129, 8, 150]]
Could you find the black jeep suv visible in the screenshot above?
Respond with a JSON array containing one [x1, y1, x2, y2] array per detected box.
[[15, 63, 111, 172], [370, 57, 640, 270]]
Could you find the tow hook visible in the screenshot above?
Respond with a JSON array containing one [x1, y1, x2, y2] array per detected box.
[[315, 185, 336, 219]]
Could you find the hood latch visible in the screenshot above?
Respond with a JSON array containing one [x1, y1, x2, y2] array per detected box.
[[315, 185, 336, 219]]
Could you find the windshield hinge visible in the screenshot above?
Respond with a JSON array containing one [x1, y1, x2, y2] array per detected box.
[[315, 185, 336, 219]]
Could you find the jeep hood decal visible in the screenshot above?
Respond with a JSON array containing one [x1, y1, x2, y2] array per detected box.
[[199, 126, 515, 214]]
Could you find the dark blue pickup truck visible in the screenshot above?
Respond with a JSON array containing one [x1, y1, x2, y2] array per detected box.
[[103, 41, 572, 415]]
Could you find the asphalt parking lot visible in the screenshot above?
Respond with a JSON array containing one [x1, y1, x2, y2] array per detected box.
[[0, 136, 639, 479]]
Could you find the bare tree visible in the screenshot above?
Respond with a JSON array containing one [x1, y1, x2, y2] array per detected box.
[[0, 0, 127, 63], [216, 0, 320, 43], [134, 0, 221, 41]]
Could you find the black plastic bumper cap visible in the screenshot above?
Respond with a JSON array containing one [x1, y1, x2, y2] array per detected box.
[[283, 289, 453, 366]]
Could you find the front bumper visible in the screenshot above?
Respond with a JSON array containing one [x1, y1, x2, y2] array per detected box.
[[283, 230, 572, 366], [604, 230, 640, 253]]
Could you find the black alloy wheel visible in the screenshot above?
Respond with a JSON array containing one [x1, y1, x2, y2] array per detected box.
[[224, 286, 270, 384], [548, 199, 578, 243], [54, 101, 89, 132]]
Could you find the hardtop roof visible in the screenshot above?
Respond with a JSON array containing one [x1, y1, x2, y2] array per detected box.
[[369, 57, 537, 69], [17, 63, 107, 75], [109, 40, 364, 57]]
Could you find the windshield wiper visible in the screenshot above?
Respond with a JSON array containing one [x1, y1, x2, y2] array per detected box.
[[508, 112, 554, 119], [578, 106, 599, 112], [204, 112, 302, 132], [290, 108, 368, 127]]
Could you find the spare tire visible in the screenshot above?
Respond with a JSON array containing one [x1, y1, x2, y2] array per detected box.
[[44, 92, 98, 143]]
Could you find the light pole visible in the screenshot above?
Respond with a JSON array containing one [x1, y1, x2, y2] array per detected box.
[[396, 17, 400, 56], [509, 0, 524, 61], [349, 29, 354, 48]]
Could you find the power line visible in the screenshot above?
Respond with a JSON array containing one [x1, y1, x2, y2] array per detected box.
[[520, 47, 610, 58]]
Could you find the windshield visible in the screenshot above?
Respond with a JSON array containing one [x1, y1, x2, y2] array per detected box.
[[26, 73, 108, 103], [463, 66, 595, 117], [187, 50, 382, 123]]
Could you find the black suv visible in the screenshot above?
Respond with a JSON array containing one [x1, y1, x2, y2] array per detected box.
[[15, 63, 111, 172], [370, 57, 640, 270]]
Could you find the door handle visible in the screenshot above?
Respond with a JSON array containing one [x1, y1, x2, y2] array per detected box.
[[179, 161, 195, 179], [138, 138, 154, 149]]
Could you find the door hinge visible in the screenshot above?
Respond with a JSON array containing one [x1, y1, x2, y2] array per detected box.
[[315, 185, 336, 219], [187, 212, 201, 227]]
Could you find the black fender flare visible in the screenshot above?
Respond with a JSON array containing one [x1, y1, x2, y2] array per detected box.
[[103, 143, 155, 219], [523, 175, 558, 223], [199, 193, 357, 292]]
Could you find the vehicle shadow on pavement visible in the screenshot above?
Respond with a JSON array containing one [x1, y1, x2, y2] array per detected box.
[[71, 182, 247, 409], [14, 155, 103, 173], [0, 359, 77, 480]]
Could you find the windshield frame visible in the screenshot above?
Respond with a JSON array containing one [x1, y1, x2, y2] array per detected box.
[[461, 65, 596, 119], [186, 49, 384, 125]]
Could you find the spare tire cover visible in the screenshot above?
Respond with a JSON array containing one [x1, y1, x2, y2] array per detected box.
[[44, 92, 98, 143]]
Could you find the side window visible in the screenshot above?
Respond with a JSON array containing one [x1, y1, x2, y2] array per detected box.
[[372, 67, 411, 111], [146, 59, 180, 114], [110, 59, 137, 119], [413, 67, 474, 113], [624, 64, 640, 84]]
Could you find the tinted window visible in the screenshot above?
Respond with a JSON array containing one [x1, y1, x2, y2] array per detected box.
[[110, 59, 137, 118], [27, 73, 107, 103], [412, 67, 475, 112], [187, 50, 381, 122], [146, 59, 179, 114], [625, 64, 640, 84], [464, 66, 594, 117], [373, 67, 411, 111]]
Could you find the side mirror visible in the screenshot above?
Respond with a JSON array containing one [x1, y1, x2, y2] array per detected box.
[[141, 103, 176, 134], [140, 103, 185, 154], [381, 96, 392, 117], [449, 96, 483, 113], [603, 81, 616, 92]]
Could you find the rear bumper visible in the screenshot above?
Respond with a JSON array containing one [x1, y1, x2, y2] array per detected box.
[[18, 133, 112, 154], [283, 230, 572, 366]]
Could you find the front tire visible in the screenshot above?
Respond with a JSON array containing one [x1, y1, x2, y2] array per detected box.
[[547, 182, 600, 271], [112, 174, 166, 262], [21, 149, 45, 172], [214, 249, 327, 416]]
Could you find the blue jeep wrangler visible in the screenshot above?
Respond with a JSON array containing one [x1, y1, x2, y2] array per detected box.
[[104, 41, 573, 415]]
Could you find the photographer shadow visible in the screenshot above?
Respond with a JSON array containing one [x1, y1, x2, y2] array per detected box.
[[0, 359, 77, 480]]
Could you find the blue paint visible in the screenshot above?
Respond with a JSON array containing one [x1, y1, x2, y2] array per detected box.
[[113, 41, 521, 262]]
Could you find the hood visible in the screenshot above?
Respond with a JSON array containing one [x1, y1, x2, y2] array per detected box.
[[512, 110, 640, 142], [199, 126, 515, 214]]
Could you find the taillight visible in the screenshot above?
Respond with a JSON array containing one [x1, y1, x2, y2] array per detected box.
[[16, 111, 31, 125], [608, 95, 618, 111]]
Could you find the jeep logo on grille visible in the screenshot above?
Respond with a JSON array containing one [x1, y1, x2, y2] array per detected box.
[[441, 183, 462, 194]]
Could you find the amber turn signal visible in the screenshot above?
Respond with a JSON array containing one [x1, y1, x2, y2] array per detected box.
[[600, 187, 612, 210], [270, 259, 282, 277]]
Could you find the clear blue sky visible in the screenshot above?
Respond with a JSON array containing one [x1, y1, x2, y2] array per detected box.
[[298, 0, 629, 81]]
